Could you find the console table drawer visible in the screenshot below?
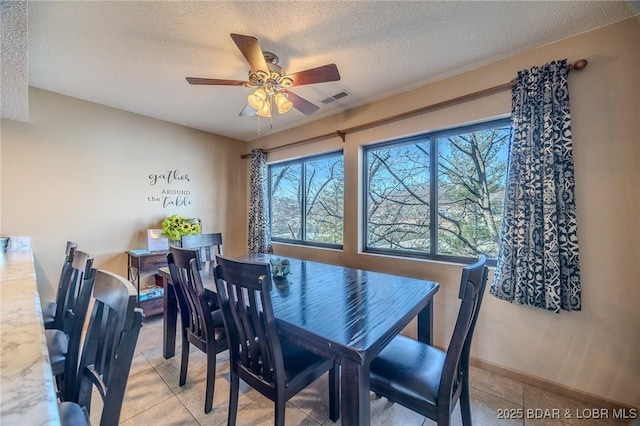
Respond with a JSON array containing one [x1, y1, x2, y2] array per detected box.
[[138, 254, 167, 271]]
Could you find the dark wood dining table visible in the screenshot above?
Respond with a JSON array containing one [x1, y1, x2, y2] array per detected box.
[[159, 254, 439, 426]]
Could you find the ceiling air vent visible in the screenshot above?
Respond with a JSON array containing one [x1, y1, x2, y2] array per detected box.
[[321, 91, 349, 104]]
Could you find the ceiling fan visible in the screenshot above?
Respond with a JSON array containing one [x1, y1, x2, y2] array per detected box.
[[186, 33, 341, 118]]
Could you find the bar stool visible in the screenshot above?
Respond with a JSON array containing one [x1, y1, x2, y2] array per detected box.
[[58, 269, 143, 426], [45, 249, 94, 401]]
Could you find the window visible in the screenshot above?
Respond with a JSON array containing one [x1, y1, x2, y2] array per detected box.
[[269, 152, 344, 248], [363, 118, 510, 263]]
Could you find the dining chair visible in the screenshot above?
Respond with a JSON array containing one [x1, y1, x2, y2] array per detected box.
[[181, 232, 224, 309], [43, 241, 78, 329], [58, 269, 143, 426], [369, 255, 488, 426], [213, 255, 340, 426], [167, 246, 228, 414], [45, 249, 95, 401]]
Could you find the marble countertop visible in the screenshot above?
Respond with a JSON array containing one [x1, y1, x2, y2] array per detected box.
[[0, 238, 61, 425]]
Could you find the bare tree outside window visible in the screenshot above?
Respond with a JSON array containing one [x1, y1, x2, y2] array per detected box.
[[270, 163, 301, 239], [269, 152, 344, 247], [365, 119, 510, 261], [437, 126, 509, 257], [367, 141, 430, 252], [305, 156, 344, 244]]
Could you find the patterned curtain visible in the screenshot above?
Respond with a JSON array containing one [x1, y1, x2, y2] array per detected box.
[[248, 148, 272, 254], [490, 59, 581, 313]]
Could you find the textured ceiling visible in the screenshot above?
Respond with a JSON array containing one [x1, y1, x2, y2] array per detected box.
[[2, 1, 639, 141], [1, 0, 28, 122]]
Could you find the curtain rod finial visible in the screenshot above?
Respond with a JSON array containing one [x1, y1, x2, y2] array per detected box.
[[571, 59, 588, 71]]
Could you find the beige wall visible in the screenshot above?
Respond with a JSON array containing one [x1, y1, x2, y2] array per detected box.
[[1, 88, 248, 302], [248, 18, 640, 407]]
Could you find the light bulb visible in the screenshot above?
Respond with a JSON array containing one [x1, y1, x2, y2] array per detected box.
[[275, 92, 293, 114], [248, 88, 267, 110], [257, 99, 271, 118]]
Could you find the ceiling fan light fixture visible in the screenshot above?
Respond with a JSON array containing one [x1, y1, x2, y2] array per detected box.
[[275, 92, 293, 114], [248, 88, 268, 110], [256, 99, 271, 118], [186, 34, 341, 120]]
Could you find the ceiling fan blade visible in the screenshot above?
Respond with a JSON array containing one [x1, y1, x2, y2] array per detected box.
[[284, 90, 319, 115], [239, 103, 257, 117], [286, 64, 340, 86], [230, 33, 269, 75], [186, 77, 247, 86]]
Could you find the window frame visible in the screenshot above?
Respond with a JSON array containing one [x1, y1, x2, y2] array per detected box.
[[362, 118, 510, 265], [268, 150, 344, 250]]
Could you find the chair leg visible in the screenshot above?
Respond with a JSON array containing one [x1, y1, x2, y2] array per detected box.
[[460, 379, 472, 426], [204, 351, 216, 413], [275, 399, 286, 426], [438, 403, 453, 426], [61, 370, 77, 402], [228, 373, 239, 426], [328, 364, 340, 421], [179, 337, 189, 386]]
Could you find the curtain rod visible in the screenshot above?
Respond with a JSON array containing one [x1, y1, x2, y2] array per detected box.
[[241, 59, 587, 159]]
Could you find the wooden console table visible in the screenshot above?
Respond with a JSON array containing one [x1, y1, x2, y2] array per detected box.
[[126, 249, 168, 317]]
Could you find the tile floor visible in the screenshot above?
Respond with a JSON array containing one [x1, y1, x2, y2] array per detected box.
[[114, 315, 638, 426]]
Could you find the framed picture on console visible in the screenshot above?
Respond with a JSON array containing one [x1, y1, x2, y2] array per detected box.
[[147, 229, 169, 252]]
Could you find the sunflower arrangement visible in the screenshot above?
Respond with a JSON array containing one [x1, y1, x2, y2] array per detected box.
[[161, 215, 201, 241]]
